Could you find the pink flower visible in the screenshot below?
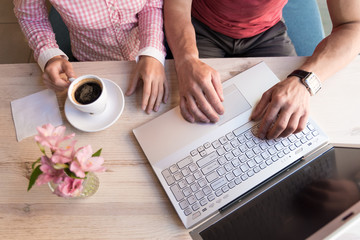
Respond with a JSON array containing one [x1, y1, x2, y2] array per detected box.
[[54, 177, 84, 198], [28, 124, 106, 198], [51, 140, 77, 164], [36, 156, 65, 185], [35, 124, 75, 151], [70, 145, 106, 178]]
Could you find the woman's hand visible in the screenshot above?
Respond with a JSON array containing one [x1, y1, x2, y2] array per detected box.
[[126, 56, 169, 113], [42, 56, 76, 92]]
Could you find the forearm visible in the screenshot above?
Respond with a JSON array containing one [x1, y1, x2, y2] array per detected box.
[[138, 0, 166, 64], [14, 0, 59, 61], [300, 23, 360, 81], [299, 0, 360, 82], [164, 0, 198, 65]]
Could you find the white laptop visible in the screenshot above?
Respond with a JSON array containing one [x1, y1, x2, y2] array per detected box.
[[133, 62, 329, 229]]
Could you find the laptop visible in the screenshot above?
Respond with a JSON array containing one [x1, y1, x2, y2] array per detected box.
[[189, 146, 360, 240], [133, 62, 329, 229]]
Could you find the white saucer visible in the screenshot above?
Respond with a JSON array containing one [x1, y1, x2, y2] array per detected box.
[[65, 78, 125, 132]]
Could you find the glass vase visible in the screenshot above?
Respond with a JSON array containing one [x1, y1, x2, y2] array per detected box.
[[48, 172, 99, 198]]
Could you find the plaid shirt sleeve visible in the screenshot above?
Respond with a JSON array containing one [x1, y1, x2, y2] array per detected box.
[[137, 0, 166, 65], [13, 0, 67, 70], [14, 0, 166, 67]]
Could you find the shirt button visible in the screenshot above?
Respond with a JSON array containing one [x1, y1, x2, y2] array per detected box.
[[110, 6, 116, 11]]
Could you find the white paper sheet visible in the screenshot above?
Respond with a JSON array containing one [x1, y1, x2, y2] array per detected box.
[[11, 89, 63, 141]]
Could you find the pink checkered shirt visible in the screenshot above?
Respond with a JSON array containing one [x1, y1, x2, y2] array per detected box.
[[14, 0, 166, 71]]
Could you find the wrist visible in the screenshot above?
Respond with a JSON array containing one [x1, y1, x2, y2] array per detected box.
[[174, 54, 198, 70], [136, 47, 165, 66], [44, 55, 68, 70], [38, 48, 68, 72], [287, 70, 322, 96], [137, 55, 163, 68]]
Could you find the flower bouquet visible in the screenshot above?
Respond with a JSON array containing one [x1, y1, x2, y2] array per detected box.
[[28, 124, 105, 198]]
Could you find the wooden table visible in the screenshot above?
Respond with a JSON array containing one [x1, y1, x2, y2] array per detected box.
[[0, 56, 359, 239]]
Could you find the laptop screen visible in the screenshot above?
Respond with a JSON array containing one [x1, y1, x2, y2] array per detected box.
[[191, 147, 360, 240]]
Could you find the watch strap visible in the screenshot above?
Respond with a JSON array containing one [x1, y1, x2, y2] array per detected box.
[[288, 69, 321, 96], [287, 69, 311, 79]]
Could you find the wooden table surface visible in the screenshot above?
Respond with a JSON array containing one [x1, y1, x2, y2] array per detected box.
[[0, 56, 359, 239]]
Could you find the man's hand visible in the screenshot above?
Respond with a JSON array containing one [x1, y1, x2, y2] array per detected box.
[[42, 56, 76, 92], [251, 76, 310, 139], [176, 57, 224, 123], [126, 56, 169, 113]]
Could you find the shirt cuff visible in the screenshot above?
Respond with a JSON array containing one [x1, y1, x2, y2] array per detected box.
[[136, 47, 166, 66], [38, 48, 68, 71]]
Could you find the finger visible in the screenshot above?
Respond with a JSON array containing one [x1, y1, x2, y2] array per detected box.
[[145, 81, 158, 114], [251, 89, 272, 121], [278, 112, 301, 138], [42, 71, 68, 91], [267, 110, 293, 139], [211, 71, 224, 102], [48, 65, 71, 88], [42, 72, 54, 89], [162, 78, 169, 104], [294, 113, 309, 134], [202, 80, 224, 116], [153, 82, 164, 112], [193, 91, 219, 123], [62, 61, 76, 79], [257, 102, 281, 139], [180, 96, 195, 123], [141, 77, 152, 112], [42, 75, 65, 91], [186, 94, 210, 123], [126, 72, 140, 96], [44, 82, 65, 92]]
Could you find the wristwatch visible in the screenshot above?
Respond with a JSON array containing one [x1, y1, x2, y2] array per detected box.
[[287, 70, 322, 96]]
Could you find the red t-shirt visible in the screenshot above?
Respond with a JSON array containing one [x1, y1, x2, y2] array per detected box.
[[191, 0, 288, 39]]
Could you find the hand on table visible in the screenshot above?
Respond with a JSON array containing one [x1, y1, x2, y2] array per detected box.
[[176, 58, 224, 123], [126, 56, 169, 114], [251, 76, 310, 139], [42, 56, 76, 92]]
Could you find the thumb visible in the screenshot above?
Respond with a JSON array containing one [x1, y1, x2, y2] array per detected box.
[[251, 92, 271, 121]]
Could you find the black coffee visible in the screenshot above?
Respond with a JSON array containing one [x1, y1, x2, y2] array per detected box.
[[74, 81, 102, 104]]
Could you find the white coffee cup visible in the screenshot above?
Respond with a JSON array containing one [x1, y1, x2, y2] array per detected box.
[[68, 75, 107, 114]]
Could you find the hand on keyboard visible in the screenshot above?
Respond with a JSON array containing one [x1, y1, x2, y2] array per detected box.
[[251, 77, 310, 139]]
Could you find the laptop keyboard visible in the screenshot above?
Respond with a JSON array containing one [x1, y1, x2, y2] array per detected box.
[[161, 122, 321, 220]]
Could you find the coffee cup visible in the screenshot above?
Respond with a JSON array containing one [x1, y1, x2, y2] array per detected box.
[[67, 75, 107, 114]]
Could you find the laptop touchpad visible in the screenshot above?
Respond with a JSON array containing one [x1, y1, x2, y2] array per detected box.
[[217, 84, 251, 125]]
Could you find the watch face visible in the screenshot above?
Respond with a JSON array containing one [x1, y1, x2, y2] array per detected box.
[[304, 73, 321, 95]]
